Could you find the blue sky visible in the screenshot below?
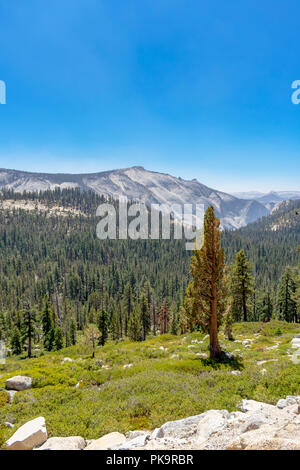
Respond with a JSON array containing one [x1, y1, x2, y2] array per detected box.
[[0, 0, 300, 192]]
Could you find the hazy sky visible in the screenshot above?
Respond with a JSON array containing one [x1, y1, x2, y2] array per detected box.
[[0, 0, 300, 192]]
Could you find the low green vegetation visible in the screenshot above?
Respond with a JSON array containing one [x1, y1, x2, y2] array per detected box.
[[1, 320, 300, 448]]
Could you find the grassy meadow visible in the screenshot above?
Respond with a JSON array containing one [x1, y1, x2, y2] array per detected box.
[[1, 320, 300, 448]]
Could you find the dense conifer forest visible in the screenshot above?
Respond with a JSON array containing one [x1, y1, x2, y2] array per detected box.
[[0, 188, 299, 354]]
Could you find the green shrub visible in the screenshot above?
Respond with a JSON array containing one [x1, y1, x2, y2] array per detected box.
[[0, 392, 9, 408]]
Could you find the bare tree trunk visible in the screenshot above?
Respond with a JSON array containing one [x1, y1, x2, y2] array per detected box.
[[210, 285, 221, 359]]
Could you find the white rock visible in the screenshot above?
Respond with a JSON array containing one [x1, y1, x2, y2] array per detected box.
[[6, 390, 17, 403], [286, 396, 300, 405], [126, 430, 149, 440], [231, 370, 241, 376], [227, 411, 246, 423], [277, 399, 288, 409], [241, 413, 268, 433], [5, 417, 47, 450], [36, 436, 85, 450], [123, 363, 133, 369], [4, 422, 14, 429], [115, 433, 150, 449], [5, 375, 32, 391], [85, 432, 126, 450], [152, 414, 205, 439], [294, 415, 300, 424], [61, 357, 73, 364], [291, 338, 300, 345], [277, 396, 299, 409], [151, 427, 161, 439], [240, 400, 276, 413], [196, 410, 229, 445]]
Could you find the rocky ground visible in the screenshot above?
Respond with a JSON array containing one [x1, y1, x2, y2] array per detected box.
[[2, 327, 300, 450], [4, 394, 300, 450]]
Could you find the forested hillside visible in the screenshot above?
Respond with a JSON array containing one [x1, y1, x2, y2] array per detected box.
[[0, 188, 299, 354], [222, 199, 300, 285]]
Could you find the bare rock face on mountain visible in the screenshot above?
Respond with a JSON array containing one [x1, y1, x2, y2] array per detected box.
[[0, 167, 269, 230]]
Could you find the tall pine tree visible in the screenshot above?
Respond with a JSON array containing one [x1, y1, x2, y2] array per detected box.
[[183, 206, 228, 359], [276, 268, 298, 322], [230, 250, 254, 322]]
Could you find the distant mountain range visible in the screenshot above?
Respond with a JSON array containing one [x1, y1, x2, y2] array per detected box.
[[0, 166, 277, 230], [232, 191, 300, 206], [235, 198, 300, 233]]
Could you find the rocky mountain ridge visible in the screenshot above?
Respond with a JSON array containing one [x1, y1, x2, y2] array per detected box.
[[0, 167, 269, 230]]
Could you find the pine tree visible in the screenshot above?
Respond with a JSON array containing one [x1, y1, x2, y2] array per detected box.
[[293, 278, 300, 314], [230, 250, 254, 322], [143, 280, 152, 311], [47, 326, 55, 352], [179, 304, 189, 334], [159, 300, 170, 334], [140, 293, 151, 341], [70, 319, 77, 345], [22, 302, 36, 358], [256, 290, 273, 322], [150, 299, 157, 336], [169, 303, 179, 335], [110, 312, 120, 341], [11, 326, 22, 355], [41, 299, 54, 351], [276, 268, 297, 322], [98, 309, 109, 346], [128, 308, 142, 341], [292, 246, 300, 314], [53, 326, 64, 351], [0, 312, 7, 341], [123, 283, 133, 337], [183, 206, 228, 359]]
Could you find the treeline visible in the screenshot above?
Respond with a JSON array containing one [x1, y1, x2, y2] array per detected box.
[[0, 189, 188, 355], [179, 206, 300, 359], [222, 199, 300, 287], [0, 189, 299, 356]]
